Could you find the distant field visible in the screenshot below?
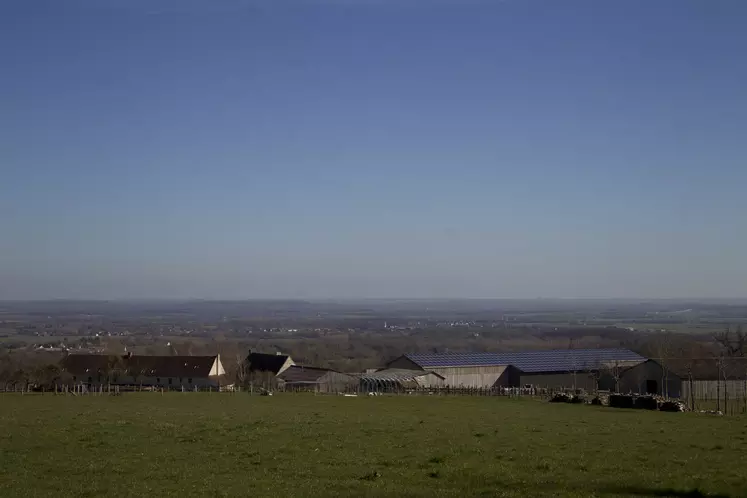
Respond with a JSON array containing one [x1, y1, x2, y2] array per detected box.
[[614, 323, 729, 335], [1, 394, 745, 497]]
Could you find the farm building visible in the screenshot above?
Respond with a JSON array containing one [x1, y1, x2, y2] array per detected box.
[[387, 349, 646, 390], [359, 369, 445, 392], [244, 351, 296, 390], [60, 353, 227, 389], [277, 365, 354, 393], [246, 351, 295, 375], [613, 359, 683, 397], [613, 357, 747, 409]]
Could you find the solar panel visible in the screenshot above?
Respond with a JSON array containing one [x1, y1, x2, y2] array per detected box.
[[405, 348, 645, 373]]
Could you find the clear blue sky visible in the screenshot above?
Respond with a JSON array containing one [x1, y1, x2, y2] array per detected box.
[[1, 0, 746, 300]]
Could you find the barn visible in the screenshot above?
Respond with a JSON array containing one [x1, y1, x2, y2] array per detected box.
[[277, 365, 355, 393], [60, 353, 227, 389], [246, 351, 295, 376], [387, 354, 517, 388], [612, 358, 747, 408], [244, 351, 296, 390], [387, 349, 646, 390], [614, 359, 682, 397]]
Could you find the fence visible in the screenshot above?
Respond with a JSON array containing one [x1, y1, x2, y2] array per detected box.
[[1, 383, 236, 395], [683, 380, 747, 416]]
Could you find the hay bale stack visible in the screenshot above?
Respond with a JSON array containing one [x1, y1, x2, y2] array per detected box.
[[609, 394, 635, 409], [633, 396, 659, 410], [659, 400, 686, 412], [549, 393, 572, 403]]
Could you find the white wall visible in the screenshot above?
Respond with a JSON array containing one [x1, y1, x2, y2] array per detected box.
[[429, 365, 510, 388], [209, 356, 226, 376]]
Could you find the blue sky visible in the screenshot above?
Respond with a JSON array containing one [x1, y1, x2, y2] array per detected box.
[[1, 0, 746, 299]]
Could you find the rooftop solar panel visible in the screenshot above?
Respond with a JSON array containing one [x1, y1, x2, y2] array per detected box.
[[405, 348, 645, 373]]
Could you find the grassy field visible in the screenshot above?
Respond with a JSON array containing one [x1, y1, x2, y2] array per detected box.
[[1, 394, 745, 498]]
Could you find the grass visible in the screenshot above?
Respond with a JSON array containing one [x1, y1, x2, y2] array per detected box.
[[0, 394, 745, 497]]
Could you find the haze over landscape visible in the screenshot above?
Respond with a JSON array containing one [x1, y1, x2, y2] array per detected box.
[[2, 0, 746, 300]]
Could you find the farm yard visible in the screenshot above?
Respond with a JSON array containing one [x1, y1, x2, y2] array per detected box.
[[1, 394, 745, 497]]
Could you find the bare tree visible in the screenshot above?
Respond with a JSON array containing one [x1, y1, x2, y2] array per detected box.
[[713, 325, 747, 414], [236, 353, 249, 390], [568, 339, 579, 392], [714, 325, 747, 357], [673, 338, 704, 411], [581, 358, 601, 394], [653, 332, 674, 397], [127, 364, 146, 390], [105, 355, 125, 391], [603, 360, 624, 393]]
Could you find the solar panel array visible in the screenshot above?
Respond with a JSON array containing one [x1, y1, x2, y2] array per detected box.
[[405, 348, 645, 373]]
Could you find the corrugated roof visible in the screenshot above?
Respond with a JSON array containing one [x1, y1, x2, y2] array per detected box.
[[360, 369, 445, 382], [278, 365, 346, 384], [405, 348, 645, 373], [61, 354, 217, 378]]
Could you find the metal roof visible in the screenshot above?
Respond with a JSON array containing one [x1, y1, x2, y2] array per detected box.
[[404, 348, 645, 373], [360, 369, 445, 382], [278, 365, 351, 384], [61, 354, 218, 377]]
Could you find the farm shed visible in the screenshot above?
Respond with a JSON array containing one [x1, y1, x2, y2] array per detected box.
[[613, 359, 682, 397], [60, 353, 227, 389], [359, 369, 445, 392], [277, 366, 355, 393], [387, 354, 517, 388], [388, 349, 645, 390], [246, 351, 295, 376], [516, 349, 645, 391]]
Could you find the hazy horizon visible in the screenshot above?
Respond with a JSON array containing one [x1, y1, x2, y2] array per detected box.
[[2, 1, 746, 300]]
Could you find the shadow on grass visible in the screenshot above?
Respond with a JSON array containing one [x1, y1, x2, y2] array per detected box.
[[603, 486, 731, 497]]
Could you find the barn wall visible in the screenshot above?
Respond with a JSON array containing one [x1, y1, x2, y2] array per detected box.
[[616, 360, 682, 397], [519, 372, 597, 391], [682, 380, 747, 402], [72, 374, 220, 389], [428, 365, 509, 388], [317, 372, 356, 393], [413, 372, 446, 388]]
